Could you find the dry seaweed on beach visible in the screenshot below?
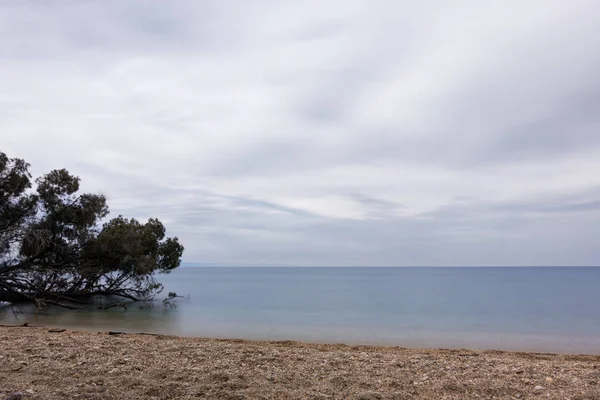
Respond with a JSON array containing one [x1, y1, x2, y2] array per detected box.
[[1, 327, 599, 400]]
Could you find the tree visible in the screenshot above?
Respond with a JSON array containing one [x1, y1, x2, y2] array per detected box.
[[0, 151, 184, 309]]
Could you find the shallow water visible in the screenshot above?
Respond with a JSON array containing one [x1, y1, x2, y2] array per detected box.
[[2, 267, 600, 353]]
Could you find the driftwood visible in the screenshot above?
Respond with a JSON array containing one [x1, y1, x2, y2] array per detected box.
[[0, 323, 167, 338], [0, 322, 29, 328]]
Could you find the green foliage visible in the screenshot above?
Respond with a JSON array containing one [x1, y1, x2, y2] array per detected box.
[[0, 151, 184, 308]]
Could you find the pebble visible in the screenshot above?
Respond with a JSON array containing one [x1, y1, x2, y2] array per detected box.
[[545, 376, 553, 384], [24, 390, 34, 395], [534, 385, 544, 391]]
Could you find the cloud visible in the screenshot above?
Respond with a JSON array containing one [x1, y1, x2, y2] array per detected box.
[[1, 0, 600, 265]]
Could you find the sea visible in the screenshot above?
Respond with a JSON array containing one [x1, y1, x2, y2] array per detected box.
[[2, 267, 600, 354]]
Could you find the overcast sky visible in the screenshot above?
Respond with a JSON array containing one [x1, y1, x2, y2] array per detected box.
[[2, 1, 600, 266]]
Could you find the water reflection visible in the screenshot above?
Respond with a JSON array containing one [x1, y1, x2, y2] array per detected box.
[[0, 301, 180, 334]]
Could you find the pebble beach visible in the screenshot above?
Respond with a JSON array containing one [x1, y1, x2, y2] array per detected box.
[[1, 326, 600, 399]]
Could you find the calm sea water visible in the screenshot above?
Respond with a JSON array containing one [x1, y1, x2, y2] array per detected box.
[[3, 267, 600, 353]]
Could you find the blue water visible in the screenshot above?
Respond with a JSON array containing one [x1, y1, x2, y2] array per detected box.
[[5, 267, 600, 353]]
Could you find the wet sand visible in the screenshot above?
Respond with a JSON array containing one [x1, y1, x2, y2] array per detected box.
[[1, 326, 599, 399]]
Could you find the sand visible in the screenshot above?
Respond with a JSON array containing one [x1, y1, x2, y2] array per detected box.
[[1, 326, 599, 399]]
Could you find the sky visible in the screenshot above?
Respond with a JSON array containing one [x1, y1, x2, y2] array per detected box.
[[2, 0, 600, 266]]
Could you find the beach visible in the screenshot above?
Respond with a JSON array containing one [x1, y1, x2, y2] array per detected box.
[[1, 326, 599, 399]]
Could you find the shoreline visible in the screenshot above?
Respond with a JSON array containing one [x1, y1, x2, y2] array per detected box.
[[5, 318, 600, 355], [2, 326, 599, 399], [3, 322, 598, 356]]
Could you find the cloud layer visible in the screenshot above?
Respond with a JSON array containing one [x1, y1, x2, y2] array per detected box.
[[2, 0, 600, 265]]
